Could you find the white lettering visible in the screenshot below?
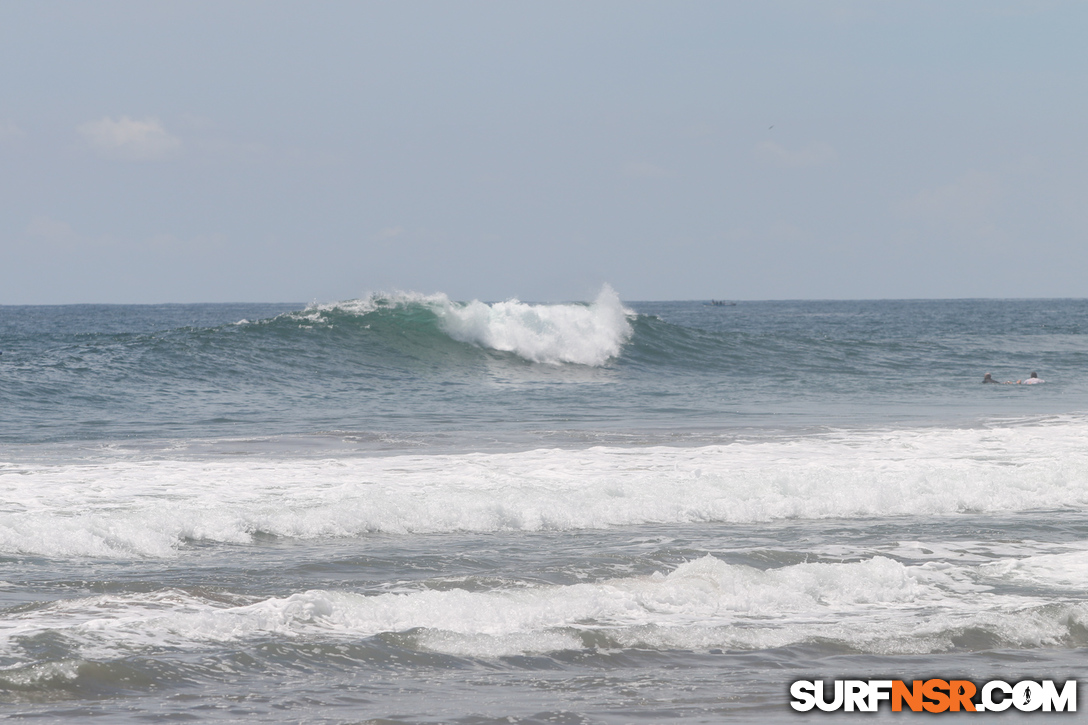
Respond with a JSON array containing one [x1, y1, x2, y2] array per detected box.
[[1041, 680, 1077, 712], [814, 680, 844, 712], [1013, 680, 1043, 712], [867, 680, 893, 711], [788, 676, 1073, 713], [789, 680, 816, 712], [981, 681, 1012, 712], [844, 680, 870, 712]]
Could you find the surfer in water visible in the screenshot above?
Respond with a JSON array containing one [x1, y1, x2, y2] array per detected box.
[[984, 371, 1045, 384]]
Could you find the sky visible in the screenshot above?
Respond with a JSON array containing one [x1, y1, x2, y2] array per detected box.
[[1, 0, 1086, 304]]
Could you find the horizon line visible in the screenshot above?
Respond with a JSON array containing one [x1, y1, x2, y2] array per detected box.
[[2, 295, 1087, 307]]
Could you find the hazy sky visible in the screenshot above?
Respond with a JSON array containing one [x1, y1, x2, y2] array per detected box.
[[2, 1, 1086, 304]]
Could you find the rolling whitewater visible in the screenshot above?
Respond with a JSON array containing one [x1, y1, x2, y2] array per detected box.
[[2, 288, 1087, 722]]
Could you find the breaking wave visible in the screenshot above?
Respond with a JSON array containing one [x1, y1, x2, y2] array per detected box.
[[3, 418, 1088, 558], [3, 555, 1087, 665], [289, 284, 634, 366]]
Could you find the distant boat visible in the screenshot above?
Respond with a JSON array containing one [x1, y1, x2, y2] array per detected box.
[[709, 300, 737, 307]]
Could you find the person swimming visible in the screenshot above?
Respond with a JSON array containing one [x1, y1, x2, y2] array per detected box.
[[983, 373, 1002, 384], [1019, 371, 1044, 385]]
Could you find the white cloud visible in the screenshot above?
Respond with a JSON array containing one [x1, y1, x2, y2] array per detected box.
[[0, 121, 25, 143], [755, 140, 838, 168], [26, 215, 75, 241], [375, 226, 405, 239], [78, 116, 181, 160], [896, 171, 1000, 227]]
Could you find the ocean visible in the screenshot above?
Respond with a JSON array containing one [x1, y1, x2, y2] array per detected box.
[[1, 288, 1086, 722]]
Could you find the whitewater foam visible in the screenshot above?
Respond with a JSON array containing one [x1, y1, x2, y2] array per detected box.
[[3, 556, 1086, 664], [3, 420, 1088, 558], [436, 285, 633, 365], [981, 549, 1088, 590], [302, 285, 634, 365]]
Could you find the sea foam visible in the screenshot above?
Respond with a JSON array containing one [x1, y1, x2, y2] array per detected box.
[[3, 555, 1085, 662], [309, 284, 634, 365], [435, 285, 633, 365], [2, 419, 1088, 559]]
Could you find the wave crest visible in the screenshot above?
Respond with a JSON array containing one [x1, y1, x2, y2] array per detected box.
[[310, 285, 633, 366], [5, 556, 1086, 660]]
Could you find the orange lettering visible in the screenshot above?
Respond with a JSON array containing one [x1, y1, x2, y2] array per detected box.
[[892, 680, 924, 712], [948, 680, 976, 712], [922, 679, 950, 713]]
